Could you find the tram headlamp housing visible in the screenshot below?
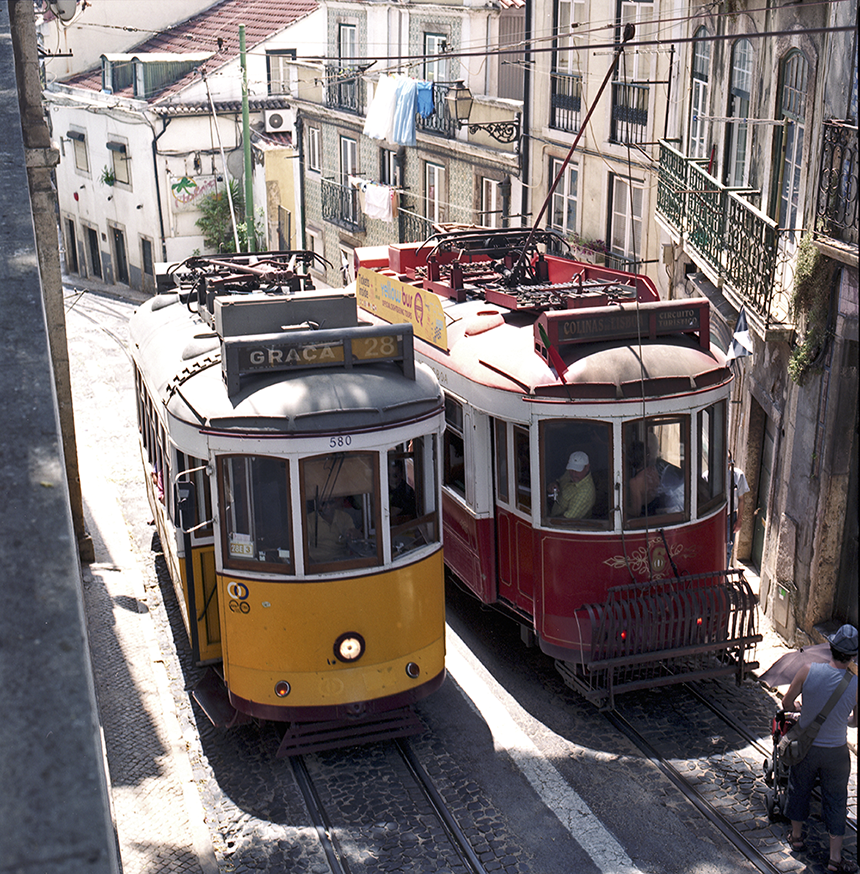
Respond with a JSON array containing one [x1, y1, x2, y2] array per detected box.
[[274, 680, 291, 697], [405, 662, 420, 679], [334, 632, 365, 663]]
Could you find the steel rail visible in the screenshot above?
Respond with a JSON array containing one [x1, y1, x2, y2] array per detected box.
[[395, 738, 492, 874], [604, 709, 783, 874], [290, 754, 352, 874]]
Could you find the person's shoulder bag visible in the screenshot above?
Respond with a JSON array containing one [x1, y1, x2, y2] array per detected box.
[[777, 670, 852, 767]]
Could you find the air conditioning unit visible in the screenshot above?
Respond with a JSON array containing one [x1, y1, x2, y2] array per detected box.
[[264, 109, 289, 134]]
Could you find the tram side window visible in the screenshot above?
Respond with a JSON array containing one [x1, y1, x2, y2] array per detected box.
[[494, 419, 509, 504], [698, 401, 726, 515], [443, 395, 466, 498], [219, 455, 293, 571], [541, 419, 612, 525], [175, 452, 213, 537], [302, 452, 381, 570], [624, 417, 689, 525], [388, 435, 439, 558], [514, 426, 531, 513]]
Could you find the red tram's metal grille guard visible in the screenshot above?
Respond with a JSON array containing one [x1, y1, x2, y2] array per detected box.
[[556, 569, 762, 710]]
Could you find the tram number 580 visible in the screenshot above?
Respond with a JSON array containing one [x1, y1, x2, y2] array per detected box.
[[330, 435, 353, 448]]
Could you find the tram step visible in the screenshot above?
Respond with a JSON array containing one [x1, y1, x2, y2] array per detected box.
[[276, 706, 424, 757], [192, 667, 253, 728]]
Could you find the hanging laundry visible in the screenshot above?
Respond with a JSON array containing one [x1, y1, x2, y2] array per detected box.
[[363, 74, 400, 141], [363, 183, 394, 222], [392, 77, 418, 146], [416, 80, 434, 119]]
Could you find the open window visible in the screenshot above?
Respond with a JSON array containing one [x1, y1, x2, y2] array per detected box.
[[387, 435, 439, 559]]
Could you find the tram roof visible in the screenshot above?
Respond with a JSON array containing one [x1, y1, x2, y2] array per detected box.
[[130, 293, 442, 433]]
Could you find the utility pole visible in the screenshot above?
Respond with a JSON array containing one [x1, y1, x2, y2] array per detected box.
[[240, 24, 256, 252]]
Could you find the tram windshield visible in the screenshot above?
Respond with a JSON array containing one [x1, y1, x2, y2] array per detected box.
[[698, 401, 727, 515], [302, 452, 381, 570], [219, 455, 293, 571], [541, 419, 613, 527], [387, 435, 439, 559], [624, 417, 689, 525]]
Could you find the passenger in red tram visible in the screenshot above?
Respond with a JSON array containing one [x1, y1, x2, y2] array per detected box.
[[549, 451, 596, 520]]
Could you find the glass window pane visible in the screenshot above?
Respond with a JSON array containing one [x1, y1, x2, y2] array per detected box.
[[388, 436, 439, 558], [495, 419, 509, 503], [443, 396, 466, 497], [302, 452, 380, 568], [221, 456, 292, 569], [697, 401, 725, 513], [624, 418, 689, 524], [541, 419, 612, 524], [514, 426, 531, 513]]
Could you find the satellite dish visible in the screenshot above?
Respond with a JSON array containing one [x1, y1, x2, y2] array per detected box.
[[225, 149, 244, 180], [49, 1, 80, 23]]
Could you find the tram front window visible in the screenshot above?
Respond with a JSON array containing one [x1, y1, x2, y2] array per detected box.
[[302, 452, 381, 569], [624, 417, 688, 524], [219, 455, 293, 570], [540, 419, 612, 526], [387, 435, 439, 558]]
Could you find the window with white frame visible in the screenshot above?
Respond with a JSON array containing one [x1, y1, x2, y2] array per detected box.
[[776, 50, 809, 244], [688, 28, 710, 160], [381, 148, 401, 188], [67, 130, 89, 173], [306, 125, 321, 173], [267, 50, 296, 95], [107, 140, 130, 186], [549, 157, 578, 235], [481, 178, 501, 228], [609, 174, 644, 268], [306, 227, 323, 272], [424, 33, 447, 83], [425, 162, 445, 224], [725, 39, 753, 187]]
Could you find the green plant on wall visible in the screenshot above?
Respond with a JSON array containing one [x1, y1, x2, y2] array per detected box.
[[99, 165, 116, 186], [788, 233, 835, 385], [195, 181, 264, 253]]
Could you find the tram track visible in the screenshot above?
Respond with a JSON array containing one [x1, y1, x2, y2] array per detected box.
[[289, 738, 493, 874]]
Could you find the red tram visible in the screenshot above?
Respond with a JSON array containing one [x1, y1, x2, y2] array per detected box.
[[353, 227, 761, 708]]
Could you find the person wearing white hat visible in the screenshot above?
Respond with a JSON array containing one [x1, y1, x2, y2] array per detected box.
[[782, 624, 858, 872], [549, 450, 595, 520]]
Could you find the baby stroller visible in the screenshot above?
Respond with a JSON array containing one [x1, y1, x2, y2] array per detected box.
[[763, 709, 800, 820]]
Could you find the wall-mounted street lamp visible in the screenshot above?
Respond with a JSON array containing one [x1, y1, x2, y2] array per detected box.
[[445, 81, 520, 144]]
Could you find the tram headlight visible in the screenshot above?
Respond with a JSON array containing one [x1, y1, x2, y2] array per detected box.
[[405, 662, 420, 679], [334, 632, 365, 663], [274, 680, 291, 697]]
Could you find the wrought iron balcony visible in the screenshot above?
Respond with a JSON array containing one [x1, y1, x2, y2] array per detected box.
[[321, 178, 365, 232], [416, 82, 458, 139], [656, 139, 788, 330], [816, 119, 858, 247], [325, 65, 365, 114], [550, 72, 582, 134], [610, 81, 649, 145], [398, 205, 434, 244]]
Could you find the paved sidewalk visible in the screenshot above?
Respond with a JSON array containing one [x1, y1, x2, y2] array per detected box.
[[79, 439, 218, 874]]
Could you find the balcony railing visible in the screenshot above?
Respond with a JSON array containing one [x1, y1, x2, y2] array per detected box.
[[656, 139, 786, 329], [321, 178, 365, 232], [416, 82, 458, 139], [816, 119, 858, 246], [398, 206, 434, 244], [610, 81, 649, 145], [325, 65, 365, 114], [551, 72, 582, 134]]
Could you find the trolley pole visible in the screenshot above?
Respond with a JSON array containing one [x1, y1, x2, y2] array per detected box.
[[240, 24, 256, 252]]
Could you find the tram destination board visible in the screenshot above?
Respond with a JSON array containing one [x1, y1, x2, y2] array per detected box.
[[538, 298, 710, 351], [222, 324, 415, 396]]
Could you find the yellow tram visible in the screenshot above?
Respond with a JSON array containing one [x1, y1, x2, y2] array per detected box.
[[130, 252, 446, 752]]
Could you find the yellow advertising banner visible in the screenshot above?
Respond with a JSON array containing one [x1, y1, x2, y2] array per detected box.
[[356, 267, 448, 351]]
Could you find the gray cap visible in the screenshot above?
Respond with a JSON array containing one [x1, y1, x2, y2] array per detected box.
[[829, 624, 858, 656], [567, 451, 589, 471]]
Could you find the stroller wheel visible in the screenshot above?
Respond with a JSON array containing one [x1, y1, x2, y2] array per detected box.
[[763, 758, 774, 787], [765, 790, 777, 821]]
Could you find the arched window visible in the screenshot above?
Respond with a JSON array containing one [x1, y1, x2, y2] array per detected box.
[[688, 27, 711, 159], [776, 50, 810, 243], [725, 39, 753, 187]]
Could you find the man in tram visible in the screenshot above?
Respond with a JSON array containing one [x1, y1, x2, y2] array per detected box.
[[307, 496, 361, 562], [549, 451, 596, 520]]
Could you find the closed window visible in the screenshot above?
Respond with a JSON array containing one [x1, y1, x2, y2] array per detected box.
[[725, 39, 753, 187], [549, 158, 578, 235], [306, 126, 321, 173], [107, 141, 130, 186], [425, 162, 445, 224], [609, 174, 644, 270], [776, 50, 809, 243], [688, 28, 710, 160]]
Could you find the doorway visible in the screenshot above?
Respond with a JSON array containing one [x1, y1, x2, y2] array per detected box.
[[111, 226, 129, 285], [86, 226, 102, 279], [65, 218, 78, 274], [751, 412, 776, 570]]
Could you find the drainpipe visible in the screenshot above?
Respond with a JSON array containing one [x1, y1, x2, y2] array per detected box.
[[240, 24, 256, 252], [151, 117, 171, 263], [520, 0, 532, 227], [295, 115, 306, 249]]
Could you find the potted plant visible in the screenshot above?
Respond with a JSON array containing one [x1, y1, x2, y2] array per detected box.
[[99, 165, 116, 186], [567, 233, 609, 265]]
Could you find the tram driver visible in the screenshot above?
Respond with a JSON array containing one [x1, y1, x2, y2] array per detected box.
[[549, 451, 596, 520], [307, 496, 361, 562]]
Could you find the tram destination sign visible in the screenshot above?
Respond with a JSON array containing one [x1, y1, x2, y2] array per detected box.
[[222, 324, 414, 397], [537, 298, 710, 352]]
